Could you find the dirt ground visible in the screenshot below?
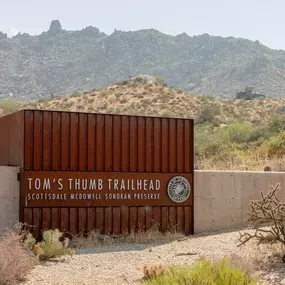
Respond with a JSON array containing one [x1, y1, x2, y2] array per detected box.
[[23, 228, 285, 285]]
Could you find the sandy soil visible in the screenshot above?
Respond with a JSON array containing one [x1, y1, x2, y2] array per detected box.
[[23, 228, 285, 285]]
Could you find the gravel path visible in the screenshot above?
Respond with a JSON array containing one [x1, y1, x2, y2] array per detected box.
[[23, 229, 285, 285]]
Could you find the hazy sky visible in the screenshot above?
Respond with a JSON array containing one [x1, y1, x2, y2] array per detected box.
[[1, 0, 285, 50]]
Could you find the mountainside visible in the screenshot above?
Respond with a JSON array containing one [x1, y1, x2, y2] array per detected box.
[[2, 20, 285, 99], [15, 75, 285, 125], [1, 76, 285, 171]]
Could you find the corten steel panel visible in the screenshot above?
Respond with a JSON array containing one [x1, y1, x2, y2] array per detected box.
[[0, 111, 25, 222], [0, 115, 11, 166], [23, 110, 194, 173], [24, 205, 193, 239], [21, 109, 194, 238], [0, 111, 24, 167]]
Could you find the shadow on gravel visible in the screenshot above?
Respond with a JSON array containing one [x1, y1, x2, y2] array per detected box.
[[258, 261, 285, 284], [191, 225, 251, 239]]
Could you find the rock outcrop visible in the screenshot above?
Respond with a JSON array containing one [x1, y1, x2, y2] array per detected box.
[[48, 20, 62, 35], [1, 21, 285, 99]]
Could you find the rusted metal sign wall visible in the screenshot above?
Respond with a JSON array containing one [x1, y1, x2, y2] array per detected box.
[[0, 110, 194, 238]]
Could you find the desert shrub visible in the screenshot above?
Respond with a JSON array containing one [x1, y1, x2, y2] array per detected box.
[[120, 98, 128, 104], [69, 91, 81, 98], [87, 98, 94, 104], [24, 229, 73, 260], [196, 104, 220, 124], [269, 114, 285, 133], [142, 257, 258, 285], [238, 183, 285, 261], [0, 98, 21, 114], [195, 126, 229, 156], [0, 229, 36, 285], [205, 94, 216, 100], [195, 122, 270, 169], [258, 131, 285, 158], [196, 137, 225, 158], [223, 122, 254, 143], [154, 76, 165, 84], [116, 80, 128, 86], [267, 133, 285, 156], [250, 125, 271, 141]]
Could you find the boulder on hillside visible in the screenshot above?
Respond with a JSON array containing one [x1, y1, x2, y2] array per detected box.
[[130, 74, 156, 84]]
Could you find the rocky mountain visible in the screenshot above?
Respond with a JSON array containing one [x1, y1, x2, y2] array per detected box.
[[1, 20, 285, 99]]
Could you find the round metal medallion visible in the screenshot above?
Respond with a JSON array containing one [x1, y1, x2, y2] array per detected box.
[[167, 176, 191, 203]]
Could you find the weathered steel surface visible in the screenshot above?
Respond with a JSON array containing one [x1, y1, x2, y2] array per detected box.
[[0, 111, 24, 167], [23, 110, 194, 173], [0, 109, 194, 238], [23, 205, 193, 236]]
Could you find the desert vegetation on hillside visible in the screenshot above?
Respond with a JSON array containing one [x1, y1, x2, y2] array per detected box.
[[1, 75, 285, 171]]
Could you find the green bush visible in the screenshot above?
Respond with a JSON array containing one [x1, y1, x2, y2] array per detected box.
[[250, 125, 271, 141], [0, 98, 21, 114], [155, 76, 165, 84], [24, 229, 73, 260], [223, 122, 254, 143], [269, 114, 285, 133], [258, 131, 285, 158], [195, 127, 229, 162], [195, 126, 232, 152], [205, 94, 216, 100], [142, 257, 259, 285], [196, 104, 220, 124]]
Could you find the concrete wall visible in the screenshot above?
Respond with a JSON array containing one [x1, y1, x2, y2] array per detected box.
[[0, 166, 20, 233], [194, 170, 285, 233]]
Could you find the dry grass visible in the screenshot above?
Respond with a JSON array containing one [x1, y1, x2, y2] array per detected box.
[[69, 226, 186, 249], [197, 156, 283, 171], [227, 253, 256, 276], [0, 228, 37, 285], [196, 155, 285, 172]]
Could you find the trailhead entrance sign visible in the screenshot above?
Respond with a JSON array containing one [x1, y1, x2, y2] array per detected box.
[[24, 172, 192, 207], [0, 110, 194, 238]]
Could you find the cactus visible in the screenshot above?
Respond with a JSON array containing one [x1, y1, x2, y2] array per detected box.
[[23, 233, 36, 251], [24, 229, 73, 260], [143, 264, 165, 280]]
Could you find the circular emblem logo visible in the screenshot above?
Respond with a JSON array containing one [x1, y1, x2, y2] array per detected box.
[[167, 176, 191, 203]]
